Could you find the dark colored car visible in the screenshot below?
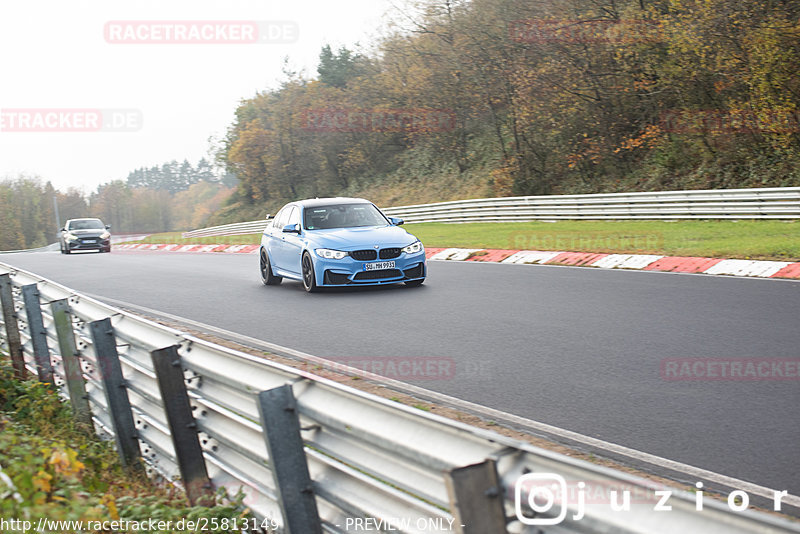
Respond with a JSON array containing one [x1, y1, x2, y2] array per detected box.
[[59, 218, 111, 254]]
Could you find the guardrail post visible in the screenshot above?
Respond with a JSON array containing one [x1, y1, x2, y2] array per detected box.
[[89, 318, 141, 469], [151, 345, 214, 506], [256, 385, 322, 534], [51, 299, 91, 425], [0, 274, 26, 379], [444, 459, 508, 534], [21, 284, 54, 385]]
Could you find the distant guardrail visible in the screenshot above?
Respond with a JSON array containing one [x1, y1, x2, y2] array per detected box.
[[382, 187, 800, 223], [0, 236, 147, 255], [181, 187, 800, 238], [0, 243, 59, 254], [182, 220, 270, 239], [2, 262, 799, 533]]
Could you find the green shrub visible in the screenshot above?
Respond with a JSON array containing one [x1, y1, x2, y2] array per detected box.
[[0, 359, 251, 533]]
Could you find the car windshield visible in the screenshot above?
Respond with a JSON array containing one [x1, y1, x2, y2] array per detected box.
[[69, 220, 105, 230], [304, 203, 388, 230]]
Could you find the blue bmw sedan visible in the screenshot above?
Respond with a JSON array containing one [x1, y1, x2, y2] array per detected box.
[[259, 198, 426, 292]]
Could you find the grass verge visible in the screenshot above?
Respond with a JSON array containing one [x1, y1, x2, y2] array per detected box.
[[132, 220, 800, 261], [130, 232, 261, 245], [410, 220, 800, 261], [0, 357, 248, 533]]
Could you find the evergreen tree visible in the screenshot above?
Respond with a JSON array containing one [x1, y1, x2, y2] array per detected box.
[[317, 45, 369, 88]]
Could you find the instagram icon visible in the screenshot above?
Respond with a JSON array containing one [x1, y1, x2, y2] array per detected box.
[[514, 473, 569, 525]]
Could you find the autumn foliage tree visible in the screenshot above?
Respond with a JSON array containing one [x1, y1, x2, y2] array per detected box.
[[0, 177, 89, 250], [215, 0, 798, 217], [0, 157, 235, 249]]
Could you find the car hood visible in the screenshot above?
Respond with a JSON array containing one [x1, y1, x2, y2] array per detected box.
[[305, 225, 417, 249], [68, 229, 106, 237]]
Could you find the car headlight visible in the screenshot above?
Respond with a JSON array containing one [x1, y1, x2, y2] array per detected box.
[[402, 241, 423, 254], [100, 232, 110, 240], [315, 248, 347, 260], [65, 233, 77, 241]]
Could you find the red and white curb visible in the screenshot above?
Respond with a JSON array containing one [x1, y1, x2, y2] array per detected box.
[[116, 243, 260, 254], [114, 243, 800, 280], [425, 248, 800, 280]]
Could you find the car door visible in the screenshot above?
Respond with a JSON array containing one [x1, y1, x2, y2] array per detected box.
[[273, 206, 303, 275], [264, 207, 288, 270]]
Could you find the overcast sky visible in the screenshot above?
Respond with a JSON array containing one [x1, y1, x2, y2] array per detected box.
[[0, 0, 403, 193]]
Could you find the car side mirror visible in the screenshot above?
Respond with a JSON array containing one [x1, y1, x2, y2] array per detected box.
[[389, 217, 404, 226], [105, 225, 111, 230], [59, 227, 65, 232], [265, 213, 271, 220], [282, 223, 300, 233]]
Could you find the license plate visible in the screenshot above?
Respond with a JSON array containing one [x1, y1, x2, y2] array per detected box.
[[364, 261, 395, 271], [84, 239, 96, 243]]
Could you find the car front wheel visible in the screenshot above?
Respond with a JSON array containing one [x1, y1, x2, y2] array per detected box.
[[260, 250, 282, 286], [302, 252, 318, 293]]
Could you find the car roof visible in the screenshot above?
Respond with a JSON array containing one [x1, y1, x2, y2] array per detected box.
[[67, 218, 103, 222], [291, 197, 373, 209]]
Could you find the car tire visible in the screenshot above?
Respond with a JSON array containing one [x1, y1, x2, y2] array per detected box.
[[301, 252, 318, 293], [405, 279, 424, 287], [260, 250, 282, 285], [64, 247, 71, 254]]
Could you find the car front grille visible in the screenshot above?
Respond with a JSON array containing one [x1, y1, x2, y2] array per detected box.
[[351, 248, 401, 260], [379, 248, 401, 259], [350, 249, 377, 261], [73, 238, 102, 248], [353, 269, 403, 281]]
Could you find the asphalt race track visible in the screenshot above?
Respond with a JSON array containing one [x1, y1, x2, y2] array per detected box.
[[3, 250, 799, 496]]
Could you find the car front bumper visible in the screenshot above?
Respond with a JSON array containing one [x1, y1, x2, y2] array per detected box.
[[66, 238, 111, 251], [314, 250, 426, 286]]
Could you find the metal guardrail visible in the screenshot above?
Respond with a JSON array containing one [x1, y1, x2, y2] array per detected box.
[[181, 187, 800, 238], [183, 220, 270, 238], [382, 187, 800, 223], [0, 243, 59, 254], [1, 262, 799, 534]]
